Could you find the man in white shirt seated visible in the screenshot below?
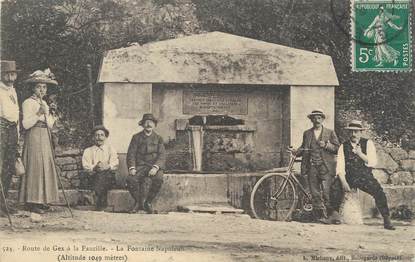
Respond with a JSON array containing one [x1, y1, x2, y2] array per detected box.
[[336, 120, 395, 230], [82, 125, 119, 211]]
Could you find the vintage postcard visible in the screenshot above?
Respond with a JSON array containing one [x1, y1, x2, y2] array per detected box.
[[0, 0, 414, 261]]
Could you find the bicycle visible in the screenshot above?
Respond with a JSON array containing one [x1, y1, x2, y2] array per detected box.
[[250, 149, 314, 221]]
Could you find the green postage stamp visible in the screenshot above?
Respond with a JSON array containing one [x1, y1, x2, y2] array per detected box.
[[351, 0, 412, 72]]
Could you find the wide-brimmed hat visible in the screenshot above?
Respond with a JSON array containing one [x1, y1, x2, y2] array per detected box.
[[307, 109, 326, 119], [139, 113, 158, 126], [24, 68, 58, 86], [344, 120, 367, 130], [92, 125, 109, 137], [1, 60, 20, 73]]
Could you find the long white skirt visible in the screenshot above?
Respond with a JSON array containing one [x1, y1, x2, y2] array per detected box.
[[18, 125, 60, 205]]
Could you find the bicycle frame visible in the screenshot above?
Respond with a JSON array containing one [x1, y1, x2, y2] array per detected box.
[[250, 148, 320, 221], [270, 150, 312, 207], [288, 171, 313, 209]]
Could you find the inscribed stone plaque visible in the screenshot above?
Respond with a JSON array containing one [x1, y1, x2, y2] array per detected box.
[[183, 90, 248, 115]]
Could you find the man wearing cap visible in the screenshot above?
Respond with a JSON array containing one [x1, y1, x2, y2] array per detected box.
[[291, 109, 340, 223], [0, 61, 20, 217], [126, 113, 165, 214], [336, 120, 395, 230], [82, 125, 119, 211]]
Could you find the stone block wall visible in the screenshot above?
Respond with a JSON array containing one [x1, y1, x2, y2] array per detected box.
[[11, 145, 415, 189], [8, 135, 415, 215], [10, 147, 83, 190], [375, 147, 415, 186], [165, 130, 193, 171], [54, 148, 83, 189]]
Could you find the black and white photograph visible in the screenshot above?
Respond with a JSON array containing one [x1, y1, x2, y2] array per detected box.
[[0, 0, 414, 261]]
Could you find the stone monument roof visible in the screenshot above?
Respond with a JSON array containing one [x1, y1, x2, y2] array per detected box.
[[98, 31, 339, 86]]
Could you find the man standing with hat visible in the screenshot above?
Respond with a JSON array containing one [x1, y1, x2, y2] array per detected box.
[[290, 109, 340, 223], [0, 60, 20, 217], [82, 125, 119, 211], [336, 120, 395, 230], [126, 113, 166, 214]]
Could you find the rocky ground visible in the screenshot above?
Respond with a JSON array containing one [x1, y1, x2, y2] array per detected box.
[[0, 207, 413, 262]]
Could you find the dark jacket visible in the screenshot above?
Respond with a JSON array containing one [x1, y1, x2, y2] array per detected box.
[[298, 127, 339, 176], [126, 131, 166, 170], [343, 138, 371, 179]]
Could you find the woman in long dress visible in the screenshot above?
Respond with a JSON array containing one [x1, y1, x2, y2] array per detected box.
[[18, 69, 59, 214], [364, 5, 403, 67]]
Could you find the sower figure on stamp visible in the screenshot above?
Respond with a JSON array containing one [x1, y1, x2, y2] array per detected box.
[[82, 125, 119, 211], [0, 61, 20, 217], [126, 113, 165, 214], [290, 109, 340, 223], [336, 120, 395, 230], [363, 4, 403, 67]]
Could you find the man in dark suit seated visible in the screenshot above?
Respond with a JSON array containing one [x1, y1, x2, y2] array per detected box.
[[126, 113, 166, 214]]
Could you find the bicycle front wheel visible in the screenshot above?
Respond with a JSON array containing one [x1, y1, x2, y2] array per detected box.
[[250, 173, 297, 221]]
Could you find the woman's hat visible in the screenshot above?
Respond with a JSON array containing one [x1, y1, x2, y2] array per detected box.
[[139, 113, 158, 126], [344, 120, 367, 130], [307, 109, 326, 119], [1, 60, 20, 73], [92, 125, 110, 137], [24, 68, 58, 86]]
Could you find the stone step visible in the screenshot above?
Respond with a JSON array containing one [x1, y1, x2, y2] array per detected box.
[[6, 176, 415, 215], [180, 203, 244, 214], [73, 205, 96, 211]]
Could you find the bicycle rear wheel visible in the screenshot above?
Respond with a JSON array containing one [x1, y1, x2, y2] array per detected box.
[[250, 173, 297, 221]]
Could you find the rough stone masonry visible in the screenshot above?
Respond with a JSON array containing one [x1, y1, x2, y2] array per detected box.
[[8, 145, 415, 214]]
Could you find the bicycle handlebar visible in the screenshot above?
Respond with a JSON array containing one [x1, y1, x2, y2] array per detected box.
[[286, 147, 311, 157], [262, 147, 308, 174], [285, 148, 312, 170]]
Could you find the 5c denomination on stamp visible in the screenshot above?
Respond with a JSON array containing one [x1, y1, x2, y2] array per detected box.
[[351, 0, 412, 72]]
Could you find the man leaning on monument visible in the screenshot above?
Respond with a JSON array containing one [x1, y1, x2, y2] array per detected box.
[[0, 60, 20, 217], [336, 120, 395, 230], [290, 109, 340, 224], [126, 113, 165, 214], [82, 125, 119, 211]]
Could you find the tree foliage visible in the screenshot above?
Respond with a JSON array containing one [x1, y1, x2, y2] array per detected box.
[[192, 0, 415, 146], [1, 0, 127, 146], [1, 0, 414, 147], [1, 0, 200, 147]]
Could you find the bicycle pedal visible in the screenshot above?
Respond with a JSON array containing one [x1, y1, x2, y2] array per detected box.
[[303, 204, 313, 212]]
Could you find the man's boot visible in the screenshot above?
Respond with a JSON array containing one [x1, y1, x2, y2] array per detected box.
[[128, 180, 145, 213], [144, 179, 162, 214], [313, 209, 330, 224], [95, 196, 105, 211], [129, 191, 144, 213], [383, 215, 395, 230], [129, 194, 144, 214], [329, 210, 341, 225], [129, 202, 141, 214], [143, 200, 154, 214]]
